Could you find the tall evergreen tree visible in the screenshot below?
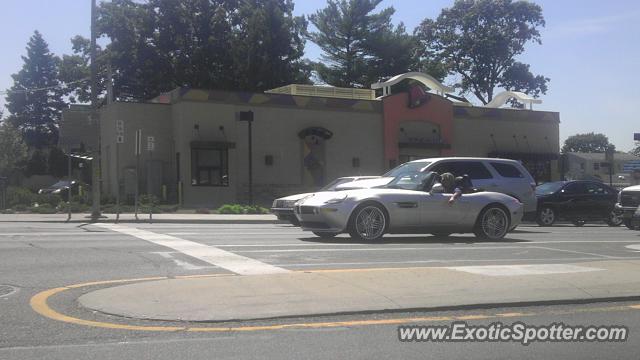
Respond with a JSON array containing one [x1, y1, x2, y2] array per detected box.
[[5, 31, 65, 148], [308, 0, 421, 88]]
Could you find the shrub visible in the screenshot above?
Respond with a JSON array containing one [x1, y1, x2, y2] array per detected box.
[[29, 204, 57, 214], [217, 204, 269, 214], [195, 208, 210, 214], [57, 202, 90, 213], [35, 193, 62, 208], [7, 187, 36, 207], [158, 204, 179, 213], [12, 204, 28, 212]]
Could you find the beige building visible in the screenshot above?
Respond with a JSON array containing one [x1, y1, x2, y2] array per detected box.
[[61, 77, 561, 207]]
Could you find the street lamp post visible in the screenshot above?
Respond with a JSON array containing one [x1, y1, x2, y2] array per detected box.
[[89, 0, 101, 221], [237, 111, 254, 205]]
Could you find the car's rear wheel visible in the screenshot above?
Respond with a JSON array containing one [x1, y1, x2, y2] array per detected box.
[[605, 211, 623, 227], [474, 205, 510, 240], [536, 206, 556, 226], [348, 203, 387, 241], [312, 231, 339, 238]]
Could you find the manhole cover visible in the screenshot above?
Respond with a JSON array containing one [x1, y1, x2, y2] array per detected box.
[[0, 285, 17, 298]]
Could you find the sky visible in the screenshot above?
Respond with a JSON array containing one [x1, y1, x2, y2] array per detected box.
[[0, 0, 639, 151]]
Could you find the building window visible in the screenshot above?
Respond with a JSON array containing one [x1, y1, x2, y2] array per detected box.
[[593, 163, 600, 171], [191, 148, 229, 186]]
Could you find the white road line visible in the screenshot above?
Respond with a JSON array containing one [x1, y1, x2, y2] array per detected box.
[[95, 224, 289, 275], [528, 245, 618, 259], [446, 264, 603, 277], [234, 246, 525, 253], [151, 252, 216, 271], [276, 256, 640, 268], [626, 244, 640, 252]]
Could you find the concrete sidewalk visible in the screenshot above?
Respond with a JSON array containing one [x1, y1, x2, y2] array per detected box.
[[0, 213, 282, 224], [79, 260, 640, 322]]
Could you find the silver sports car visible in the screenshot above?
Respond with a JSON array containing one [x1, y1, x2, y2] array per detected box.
[[295, 171, 523, 241]]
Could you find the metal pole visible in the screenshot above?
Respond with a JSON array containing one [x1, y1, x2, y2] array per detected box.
[[115, 142, 120, 223], [248, 120, 253, 205], [67, 149, 72, 222], [90, 0, 101, 221], [135, 152, 140, 220]]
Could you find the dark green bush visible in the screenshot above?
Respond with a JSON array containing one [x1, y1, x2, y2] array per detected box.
[[7, 187, 36, 207], [57, 202, 90, 213], [29, 204, 57, 214], [12, 204, 28, 212], [217, 204, 269, 214], [35, 193, 62, 208]]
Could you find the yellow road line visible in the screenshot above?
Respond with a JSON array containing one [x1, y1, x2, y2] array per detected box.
[[29, 273, 640, 333]]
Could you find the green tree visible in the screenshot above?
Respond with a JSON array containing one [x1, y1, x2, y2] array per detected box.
[[562, 133, 615, 153], [4, 31, 65, 148], [415, 0, 549, 104], [630, 142, 640, 157], [232, 0, 310, 91], [0, 121, 29, 182], [308, 0, 421, 88], [62, 0, 310, 101]]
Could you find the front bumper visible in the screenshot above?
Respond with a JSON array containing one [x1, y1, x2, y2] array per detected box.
[[614, 203, 637, 219], [294, 203, 353, 233], [270, 208, 297, 221]]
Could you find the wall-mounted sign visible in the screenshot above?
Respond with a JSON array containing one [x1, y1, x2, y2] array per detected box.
[[147, 136, 155, 151]]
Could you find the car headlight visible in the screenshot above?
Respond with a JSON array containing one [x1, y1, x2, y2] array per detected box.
[[282, 200, 298, 208], [324, 194, 348, 204]]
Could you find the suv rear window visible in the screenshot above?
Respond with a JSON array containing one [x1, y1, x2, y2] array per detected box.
[[431, 161, 493, 179], [490, 162, 524, 178]]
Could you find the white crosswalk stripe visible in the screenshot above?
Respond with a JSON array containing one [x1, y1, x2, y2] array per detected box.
[[445, 264, 603, 276], [94, 223, 290, 275]]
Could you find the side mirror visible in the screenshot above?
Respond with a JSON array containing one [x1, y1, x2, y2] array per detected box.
[[430, 183, 444, 194]]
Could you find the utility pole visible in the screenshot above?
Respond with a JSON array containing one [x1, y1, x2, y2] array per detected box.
[[237, 111, 254, 204], [90, 0, 101, 221]]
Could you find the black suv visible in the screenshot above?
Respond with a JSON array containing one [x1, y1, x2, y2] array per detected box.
[[535, 180, 622, 227]]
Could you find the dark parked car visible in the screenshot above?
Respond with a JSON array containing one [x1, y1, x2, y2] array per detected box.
[[535, 180, 622, 227], [38, 180, 86, 198]]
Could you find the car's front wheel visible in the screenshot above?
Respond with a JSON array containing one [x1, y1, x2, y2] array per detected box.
[[348, 203, 388, 241], [312, 231, 339, 238], [606, 211, 623, 227], [474, 205, 510, 240], [536, 206, 556, 226]]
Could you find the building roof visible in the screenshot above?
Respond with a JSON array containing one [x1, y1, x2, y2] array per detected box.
[[567, 152, 640, 161]]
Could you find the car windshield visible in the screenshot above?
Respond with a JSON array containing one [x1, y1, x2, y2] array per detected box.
[[385, 171, 431, 191], [51, 181, 71, 188], [535, 182, 565, 195], [382, 161, 431, 178]]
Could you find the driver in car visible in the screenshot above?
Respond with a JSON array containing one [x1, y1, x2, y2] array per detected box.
[[440, 173, 462, 205]]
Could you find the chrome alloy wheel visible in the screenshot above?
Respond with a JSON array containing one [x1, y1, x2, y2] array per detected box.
[[353, 205, 386, 241], [480, 207, 509, 239], [608, 211, 624, 226], [538, 207, 555, 226]]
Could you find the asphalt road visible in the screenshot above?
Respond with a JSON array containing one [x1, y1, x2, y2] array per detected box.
[[1, 221, 640, 359]]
